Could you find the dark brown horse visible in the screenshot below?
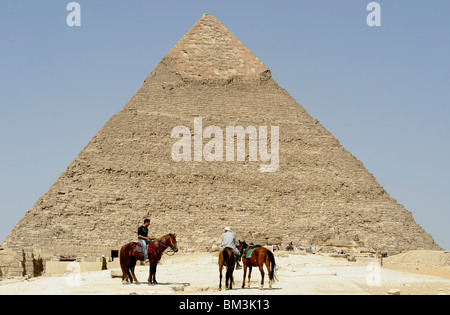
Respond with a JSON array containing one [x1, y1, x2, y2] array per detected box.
[[119, 233, 178, 284], [218, 248, 236, 290], [237, 241, 277, 290], [285, 243, 294, 252]]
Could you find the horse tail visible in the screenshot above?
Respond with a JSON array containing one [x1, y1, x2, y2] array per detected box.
[[222, 249, 230, 269], [119, 245, 126, 280], [265, 250, 277, 282], [223, 249, 236, 270], [120, 243, 134, 283]]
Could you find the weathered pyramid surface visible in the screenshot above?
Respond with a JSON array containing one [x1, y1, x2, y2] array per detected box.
[[161, 14, 270, 83], [2, 14, 441, 259]]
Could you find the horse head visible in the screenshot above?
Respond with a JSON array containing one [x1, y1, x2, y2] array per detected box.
[[237, 240, 248, 255], [167, 233, 178, 252]]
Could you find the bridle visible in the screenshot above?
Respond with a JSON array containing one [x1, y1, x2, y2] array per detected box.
[[152, 236, 178, 256], [238, 241, 248, 257]]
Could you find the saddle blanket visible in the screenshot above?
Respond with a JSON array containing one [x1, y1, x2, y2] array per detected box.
[[245, 245, 261, 259], [136, 241, 154, 253]]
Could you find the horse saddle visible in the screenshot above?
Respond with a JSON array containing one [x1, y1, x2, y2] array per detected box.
[[136, 240, 154, 254], [245, 245, 261, 259]]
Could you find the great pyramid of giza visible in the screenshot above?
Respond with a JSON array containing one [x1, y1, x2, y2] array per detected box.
[[1, 14, 441, 274]]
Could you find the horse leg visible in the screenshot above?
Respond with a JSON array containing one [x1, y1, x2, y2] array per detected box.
[[265, 256, 272, 290], [127, 258, 137, 284], [241, 263, 247, 289], [229, 266, 234, 290], [152, 263, 158, 284], [226, 264, 234, 290], [127, 258, 138, 283], [219, 265, 223, 291], [148, 261, 157, 284], [224, 262, 232, 290], [247, 266, 253, 289], [259, 264, 265, 290], [122, 268, 130, 284], [148, 261, 153, 284], [131, 266, 138, 283], [121, 261, 130, 284], [225, 266, 229, 290]]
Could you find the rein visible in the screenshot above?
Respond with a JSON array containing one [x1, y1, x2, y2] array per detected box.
[[152, 238, 177, 256]]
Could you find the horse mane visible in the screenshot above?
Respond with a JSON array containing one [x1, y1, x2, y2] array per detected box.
[[155, 233, 175, 244]]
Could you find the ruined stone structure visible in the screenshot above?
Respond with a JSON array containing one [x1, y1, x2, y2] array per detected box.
[[1, 14, 441, 276]]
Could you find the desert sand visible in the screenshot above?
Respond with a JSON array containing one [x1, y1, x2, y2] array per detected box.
[[0, 251, 448, 295]]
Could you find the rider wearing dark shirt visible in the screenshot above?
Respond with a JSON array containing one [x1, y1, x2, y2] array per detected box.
[[138, 225, 149, 238], [138, 219, 151, 261]]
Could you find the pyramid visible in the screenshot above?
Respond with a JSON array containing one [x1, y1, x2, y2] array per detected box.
[[1, 14, 441, 268]]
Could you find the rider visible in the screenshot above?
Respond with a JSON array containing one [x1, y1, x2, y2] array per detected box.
[[221, 226, 242, 269], [138, 218, 151, 261]]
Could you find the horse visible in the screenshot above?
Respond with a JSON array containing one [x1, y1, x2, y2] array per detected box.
[[237, 240, 277, 290], [119, 233, 178, 284], [218, 248, 236, 290], [285, 243, 294, 252]]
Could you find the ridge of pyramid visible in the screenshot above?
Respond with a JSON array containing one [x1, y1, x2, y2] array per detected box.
[[150, 14, 271, 84]]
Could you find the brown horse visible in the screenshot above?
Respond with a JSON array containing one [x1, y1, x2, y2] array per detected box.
[[237, 241, 277, 290], [218, 248, 236, 290], [286, 243, 294, 252], [119, 233, 178, 284]]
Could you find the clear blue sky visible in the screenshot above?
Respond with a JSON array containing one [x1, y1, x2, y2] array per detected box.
[[1, 1, 449, 250]]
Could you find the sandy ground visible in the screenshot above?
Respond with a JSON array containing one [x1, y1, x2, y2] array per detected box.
[[0, 252, 449, 295]]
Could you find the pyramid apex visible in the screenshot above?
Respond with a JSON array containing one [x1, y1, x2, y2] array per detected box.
[[196, 13, 221, 24], [199, 13, 215, 18], [154, 14, 271, 84]]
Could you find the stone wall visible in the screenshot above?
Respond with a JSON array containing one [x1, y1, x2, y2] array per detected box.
[[0, 248, 44, 279]]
